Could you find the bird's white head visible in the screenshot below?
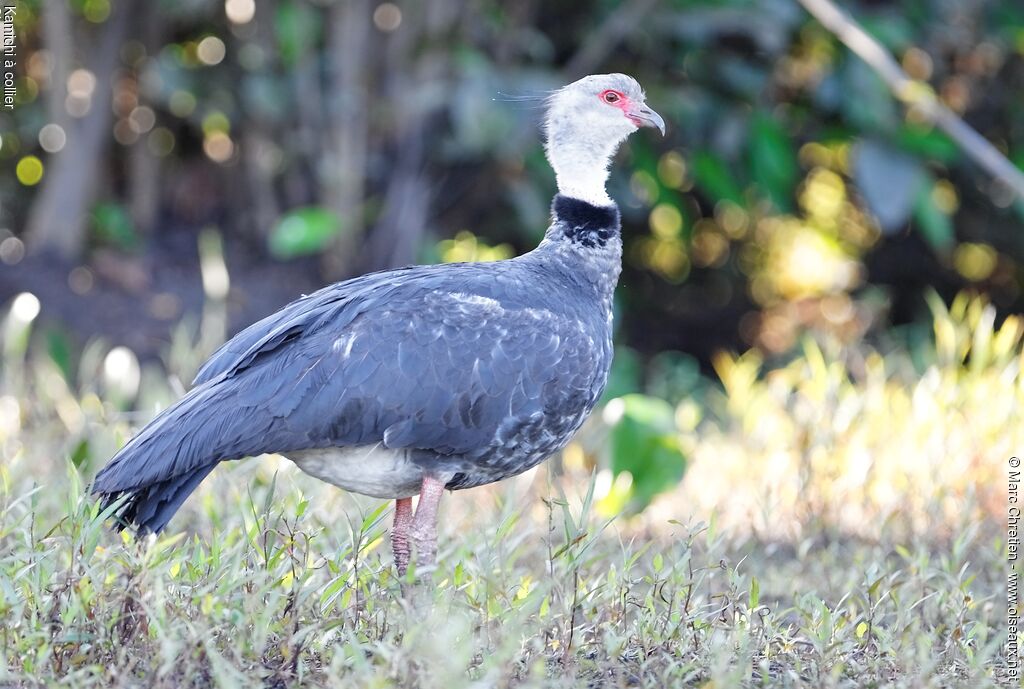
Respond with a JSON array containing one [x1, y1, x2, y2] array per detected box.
[[544, 73, 664, 207]]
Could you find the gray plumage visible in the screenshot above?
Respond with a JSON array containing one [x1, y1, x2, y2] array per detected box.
[[93, 198, 620, 532], [92, 73, 662, 536]]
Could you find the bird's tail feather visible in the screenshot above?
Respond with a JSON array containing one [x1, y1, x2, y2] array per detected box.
[[98, 463, 217, 534], [92, 383, 235, 534]]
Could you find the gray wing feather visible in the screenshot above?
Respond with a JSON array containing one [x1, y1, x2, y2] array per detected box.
[[95, 260, 606, 501], [192, 267, 420, 386]]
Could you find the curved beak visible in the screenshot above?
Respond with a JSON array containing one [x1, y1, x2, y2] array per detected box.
[[627, 104, 666, 135]]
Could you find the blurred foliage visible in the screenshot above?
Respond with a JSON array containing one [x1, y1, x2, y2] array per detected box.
[[90, 202, 138, 251], [0, 0, 1021, 364], [601, 394, 687, 513], [268, 207, 344, 259], [435, 231, 516, 264], [560, 288, 1022, 517]]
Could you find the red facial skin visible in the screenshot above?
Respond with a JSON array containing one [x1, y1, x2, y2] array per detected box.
[[599, 89, 644, 127]]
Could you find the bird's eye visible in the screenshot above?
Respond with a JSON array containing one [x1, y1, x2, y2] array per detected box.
[[601, 90, 622, 104]]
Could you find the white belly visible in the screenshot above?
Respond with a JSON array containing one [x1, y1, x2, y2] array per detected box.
[[287, 445, 424, 499]]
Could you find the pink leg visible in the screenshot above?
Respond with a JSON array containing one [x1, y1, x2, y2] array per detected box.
[[392, 497, 413, 577], [409, 475, 446, 571]]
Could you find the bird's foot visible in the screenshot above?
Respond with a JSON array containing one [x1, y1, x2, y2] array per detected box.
[[391, 497, 413, 579], [393, 475, 446, 595], [409, 520, 438, 573]]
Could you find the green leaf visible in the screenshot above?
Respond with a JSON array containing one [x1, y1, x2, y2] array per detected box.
[[69, 439, 90, 468], [749, 576, 760, 610], [319, 575, 347, 614], [867, 574, 886, 598], [692, 151, 744, 206], [359, 502, 389, 535], [268, 207, 344, 259], [913, 182, 954, 253], [607, 394, 687, 510], [749, 112, 798, 211]]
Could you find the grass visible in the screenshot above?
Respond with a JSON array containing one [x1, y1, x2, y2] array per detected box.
[[0, 290, 1017, 687]]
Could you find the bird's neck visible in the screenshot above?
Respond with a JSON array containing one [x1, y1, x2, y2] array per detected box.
[[553, 168, 612, 207], [546, 133, 622, 207], [532, 194, 623, 308], [536, 127, 626, 303], [548, 194, 620, 248]]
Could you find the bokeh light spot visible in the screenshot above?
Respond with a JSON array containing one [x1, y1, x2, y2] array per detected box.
[[16, 77, 38, 105], [0, 237, 25, 265], [203, 132, 235, 163], [225, 0, 256, 24], [83, 0, 111, 23], [0, 131, 18, 157], [16, 156, 44, 186], [38, 124, 67, 153], [650, 240, 689, 282], [649, 203, 683, 239], [438, 231, 514, 263], [148, 127, 176, 157], [68, 267, 95, 295], [692, 226, 729, 268], [103, 346, 141, 400], [169, 90, 197, 118], [657, 151, 688, 189], [953, 243, 997, 282], [66, 69, 96, 117], [202, 111, 231, 135], [128, 106, 156, 134], [373, 3, 402, 32], [932, 179, 959, 215], [757, 217, 860, 302], [901, 47, 933, 81], [11, 292, 41, 322], [67, 69, 97, 99], [113, 119, 138, 145], [197, 36, 226, 66], [799, 167, 846, 223], [630, 170, 658, 206], [715, 200, 749, 239]]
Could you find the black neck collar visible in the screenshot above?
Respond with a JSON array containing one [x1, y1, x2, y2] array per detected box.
[[552, 195, 620, 248]]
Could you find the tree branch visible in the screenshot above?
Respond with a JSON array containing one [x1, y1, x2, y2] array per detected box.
[[796, 0, 1024, 202]]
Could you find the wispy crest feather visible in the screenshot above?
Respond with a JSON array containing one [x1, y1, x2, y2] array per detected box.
[[492, 90, 556, 109]]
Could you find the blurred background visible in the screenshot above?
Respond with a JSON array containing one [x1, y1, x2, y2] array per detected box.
[[0, 0, 1022, 528]]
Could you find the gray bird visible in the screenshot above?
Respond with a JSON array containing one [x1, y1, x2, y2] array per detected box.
[[92, 74, 664, 577]]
